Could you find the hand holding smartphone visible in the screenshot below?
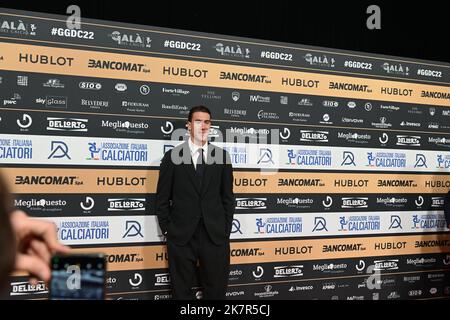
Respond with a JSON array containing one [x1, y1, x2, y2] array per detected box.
[[49, 253, 106, 300]]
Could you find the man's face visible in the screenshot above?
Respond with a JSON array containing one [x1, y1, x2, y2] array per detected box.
[[188, 111, 211, 144]]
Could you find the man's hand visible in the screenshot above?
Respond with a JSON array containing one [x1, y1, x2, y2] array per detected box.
[[10, 210, 71, 284]]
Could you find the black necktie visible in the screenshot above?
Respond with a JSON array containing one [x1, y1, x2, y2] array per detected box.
[[196, 148, 205, 180]]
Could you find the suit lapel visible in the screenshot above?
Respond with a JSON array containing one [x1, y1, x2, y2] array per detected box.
[[200, 143, 215, 195], [180, 142, 201, 194]]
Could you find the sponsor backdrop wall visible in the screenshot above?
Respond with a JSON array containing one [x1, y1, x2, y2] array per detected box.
[[0, 8, 450, 300]]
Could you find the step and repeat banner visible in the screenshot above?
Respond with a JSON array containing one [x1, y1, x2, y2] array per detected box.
[[0, 8, 450, 300]]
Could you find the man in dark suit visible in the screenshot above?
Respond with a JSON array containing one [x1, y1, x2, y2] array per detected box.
[[445, 191, 450, 228], [156, 105, 234, 300]]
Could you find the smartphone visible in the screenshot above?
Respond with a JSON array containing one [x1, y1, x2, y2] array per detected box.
[[49, 253, 106, 300]]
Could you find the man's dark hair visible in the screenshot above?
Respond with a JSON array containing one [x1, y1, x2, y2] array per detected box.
[[188, 105, 211, 122]]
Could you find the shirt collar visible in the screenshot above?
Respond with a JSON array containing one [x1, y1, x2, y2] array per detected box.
[[188, 138, 208, 156]]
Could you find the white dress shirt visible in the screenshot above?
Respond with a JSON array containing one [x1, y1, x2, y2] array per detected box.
[[188, 138, 208, 169]]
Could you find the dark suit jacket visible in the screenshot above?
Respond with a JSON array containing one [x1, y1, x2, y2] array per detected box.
[[155, 141, 234, 245], [445, 191, 450, 227]]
